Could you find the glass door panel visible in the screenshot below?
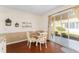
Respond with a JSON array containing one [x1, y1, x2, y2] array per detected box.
[[60, 13, 69, 46], [54, 15, 62, 43], [61, 13, 69, 39], [68, 10, 79, 41]]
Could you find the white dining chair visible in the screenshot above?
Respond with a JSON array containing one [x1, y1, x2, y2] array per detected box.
[[26, 32, 36, 48], [36, 32, 47, 50]]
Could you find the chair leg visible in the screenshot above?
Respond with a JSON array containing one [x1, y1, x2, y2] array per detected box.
[[29, 42, 31, 48], [36, 42, 38, 46], [45, 43, 47, 48], [27, 41, 29, 46], [40, 43, 42, 50]]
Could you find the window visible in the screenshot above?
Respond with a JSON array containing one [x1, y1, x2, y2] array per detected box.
[[51, 7, 79, 41]]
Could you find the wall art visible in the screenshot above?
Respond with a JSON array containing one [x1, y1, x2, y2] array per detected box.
[[22, 22, 32, 28], [5, 18, 12, 26], [15, 23, 19, 27]]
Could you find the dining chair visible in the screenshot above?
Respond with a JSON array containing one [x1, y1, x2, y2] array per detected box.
[[26, 32, 36, 48], [36, 32, 47, 50]]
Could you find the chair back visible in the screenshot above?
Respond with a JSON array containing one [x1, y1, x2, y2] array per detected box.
[[38, 32, 47, 43], [40, 32, 47, 39], [26, 32, 36, 42]]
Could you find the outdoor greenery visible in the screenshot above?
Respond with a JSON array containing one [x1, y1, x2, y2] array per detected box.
[[56, 26, 68, 38], [56, 26, 65, 31], [54, 26, 79, 41]]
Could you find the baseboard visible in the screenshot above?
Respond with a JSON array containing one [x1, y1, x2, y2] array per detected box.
[[7, 39, 27, 45]]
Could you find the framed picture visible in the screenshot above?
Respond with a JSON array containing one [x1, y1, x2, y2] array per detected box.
[[5, 18, 12, 26], [22, 22, 32, 28], [15, 23, 19, 27]]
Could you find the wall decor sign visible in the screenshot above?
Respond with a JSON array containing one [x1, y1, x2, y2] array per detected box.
[[22, 22, 32, 28], [15, 23, 19, 27], [5, 18, 12, 26]]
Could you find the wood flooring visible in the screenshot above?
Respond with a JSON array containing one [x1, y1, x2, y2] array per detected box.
[[7, 41, 64, 53]]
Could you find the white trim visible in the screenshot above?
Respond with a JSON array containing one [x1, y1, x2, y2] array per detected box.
[[46, 5, 75, 16], [7, 39, 27, 45]]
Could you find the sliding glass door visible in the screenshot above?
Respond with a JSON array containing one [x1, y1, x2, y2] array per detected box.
[[51, 7, 79, 45]]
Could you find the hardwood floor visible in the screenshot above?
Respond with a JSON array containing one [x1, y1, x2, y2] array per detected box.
[[7, 41, 64, 53]]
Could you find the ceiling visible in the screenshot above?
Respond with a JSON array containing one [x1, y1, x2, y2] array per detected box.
[[3, 5, 63, 15]]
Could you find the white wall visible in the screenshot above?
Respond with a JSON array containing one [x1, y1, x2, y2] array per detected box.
[[0, 6, 75, 33], [0, 6, 41, 34]]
